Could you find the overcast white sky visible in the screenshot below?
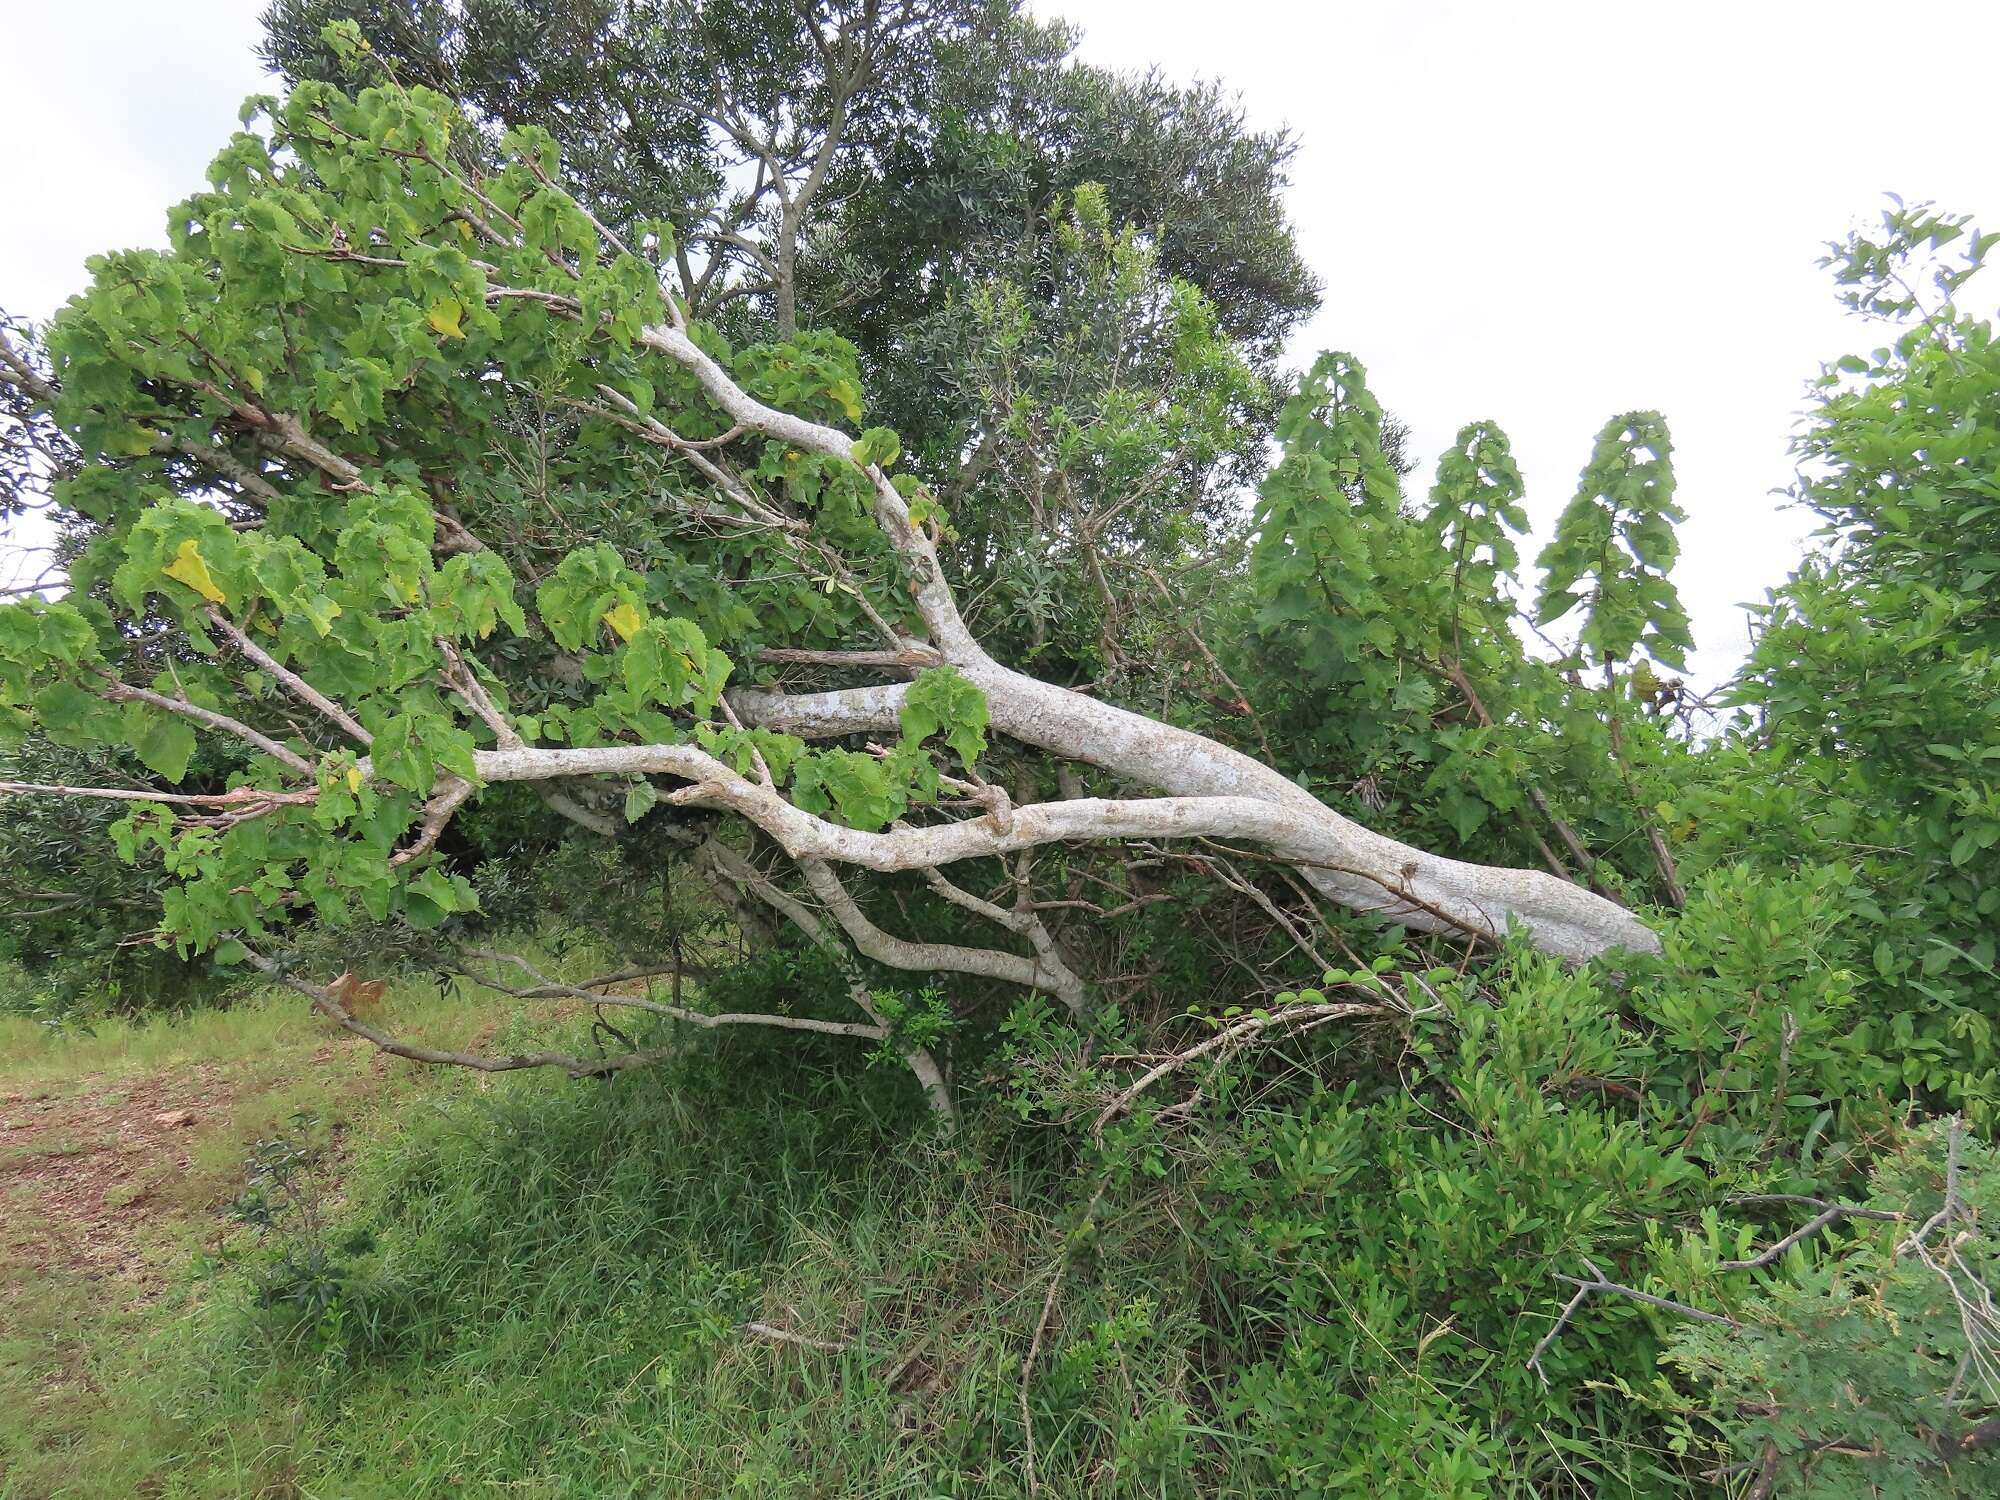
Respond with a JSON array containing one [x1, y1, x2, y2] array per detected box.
[[4, 1, 1995, 683]]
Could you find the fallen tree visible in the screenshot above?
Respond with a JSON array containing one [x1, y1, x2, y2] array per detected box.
[[0, 45, 1652, 1118]]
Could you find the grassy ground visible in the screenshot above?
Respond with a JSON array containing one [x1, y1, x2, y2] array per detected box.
[[0, 970, 1223, 1499], [0, 974, 522, 1497]]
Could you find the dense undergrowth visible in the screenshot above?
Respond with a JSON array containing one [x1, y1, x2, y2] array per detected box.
[[3, 969, 1231, 1498], [4, 898, 1997, 1498]]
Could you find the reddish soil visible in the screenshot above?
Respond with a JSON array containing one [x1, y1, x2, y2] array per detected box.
[[0, 1066, 233, 1285]]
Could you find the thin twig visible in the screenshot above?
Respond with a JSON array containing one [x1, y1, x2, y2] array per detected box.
[[208, 608, 372, 747], [1093, 1000, 1391, 1143], [1527, 1255, 1736, 1383], [1717, 1200, 1904, 1273]]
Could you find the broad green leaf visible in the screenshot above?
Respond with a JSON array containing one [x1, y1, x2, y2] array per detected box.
[[624, 781, 659, 823]]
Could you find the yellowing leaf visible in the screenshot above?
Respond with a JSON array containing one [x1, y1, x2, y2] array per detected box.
[[603, 600, 644, 641], [163, 539, 227, 604], [346, 767, 364, 792], [428, 297, 466, 339], [827, 378, 863, 423]]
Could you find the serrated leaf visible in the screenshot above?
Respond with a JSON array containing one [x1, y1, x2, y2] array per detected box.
[[624, 781, 659, 823], [900, 665, 989, 766]]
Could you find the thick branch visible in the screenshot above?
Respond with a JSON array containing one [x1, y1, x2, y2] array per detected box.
[[797, 857, 1087, 1017], [638, 320, 979, 659], [626, 318, 1655, 963], [726, 672, 1658, 962], [479, 732, 1653, 963]]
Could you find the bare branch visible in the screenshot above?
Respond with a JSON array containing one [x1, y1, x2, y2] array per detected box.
[[1528, 1255, 1737, 1385], [439, 640, 522, 749], [1093, 998, 1395, 1143], [799, 857, 1087, 1016], [1717, 1201, 1904, 1273], [208, 607, 372, 747], [101, 677, 313, 775], [0, 779, 312, 811], [696, 838, 957, 1125], [754, 645, 941, 670], [243, 947, 681, 1079], [458, 946, 890, 1040], [389, 776, 475, 867]]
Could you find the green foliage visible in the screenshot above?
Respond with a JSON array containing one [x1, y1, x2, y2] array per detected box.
[[1184, 957, 1686, 1495], [0, 734, 221, 1013], [1535, 411, 1694, 672], [1429, 418, 1529, 650], [1664, 1121, 2000, 1498], [900, 665, 989, 767], [227, 1111, 365, 1324], [1247, 350, 1454, 765], [6, 10, 2000, 1495], [917, 184, 1268, 684], [1713, 202, 2000, 1120], [1242, 352, 1691, 895]]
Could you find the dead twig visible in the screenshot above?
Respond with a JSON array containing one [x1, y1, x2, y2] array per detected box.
[[740, 1320, 851, 1354], [1527, 1255, 1736, 1385]]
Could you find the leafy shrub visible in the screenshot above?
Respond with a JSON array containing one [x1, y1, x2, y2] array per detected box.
[[1663, 1120, 2000, 1498]]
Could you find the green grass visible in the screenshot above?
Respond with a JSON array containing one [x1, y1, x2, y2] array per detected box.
[[0, 969, 544, 1498], [0, 969, 1236, 1499]]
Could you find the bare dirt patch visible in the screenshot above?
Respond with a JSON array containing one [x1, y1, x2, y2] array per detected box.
[[0, 1066, 235, 1285]]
